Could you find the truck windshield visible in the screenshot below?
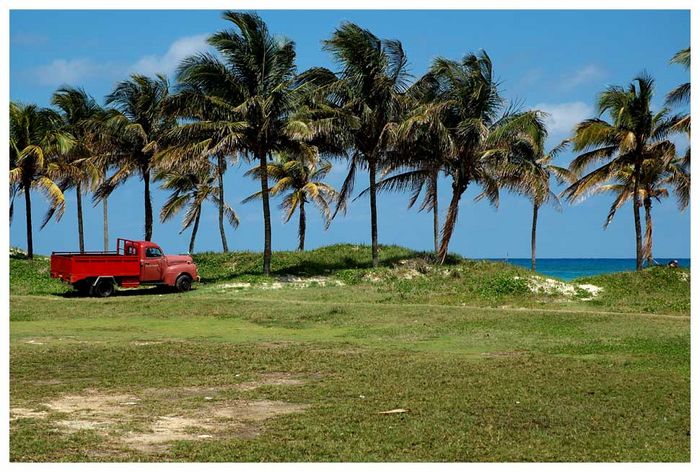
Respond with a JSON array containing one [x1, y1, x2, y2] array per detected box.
[[146, 248, 163, 258]]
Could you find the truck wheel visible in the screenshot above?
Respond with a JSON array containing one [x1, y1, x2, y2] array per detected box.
[[175, 274, 193, 292], [93, 279, 115, 298], [73, 280, 92, 296]]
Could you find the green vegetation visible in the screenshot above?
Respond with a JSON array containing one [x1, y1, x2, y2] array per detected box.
[[10, 246, 690, 461], [577, 266, 690, 315]]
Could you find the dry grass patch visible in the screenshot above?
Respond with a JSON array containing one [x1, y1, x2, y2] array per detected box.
[[235, 372, 307, 391]]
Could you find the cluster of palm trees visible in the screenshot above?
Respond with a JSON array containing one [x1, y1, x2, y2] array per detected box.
[[10, 11, 690, 274]]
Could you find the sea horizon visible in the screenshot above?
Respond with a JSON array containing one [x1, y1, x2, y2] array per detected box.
[[486, 257, 691, 281]]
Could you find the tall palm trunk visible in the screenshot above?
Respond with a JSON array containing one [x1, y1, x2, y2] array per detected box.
[[102, 169, 109, 251], [531, 202, 539, 271], [76, 183, 85, 253], [217, 154, 229, 252], [644, 194, 653, 265], [23, 184, 33, 259], [298, 198, 306, 252], [143, 168, 153, 241], [368, 159, 379, 267], [632, 160, 643, 271], [438, 181, 466, 263], [188, 208, 201, 254], [431, 170, 439, 255], [258, 151, 272, 275]]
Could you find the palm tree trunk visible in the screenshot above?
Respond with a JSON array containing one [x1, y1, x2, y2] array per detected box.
[[23, 184, 33, 259], [188, 208, 201, 254], [76, 183, 85, 253], [298, 198, 306, 252], [369, 159, 379, 267], [438, 181, 466, 264], [644, 195, 653, 265], [103, 197, 109, 251], [432, 170, 439, 255], [531, 202, 539, 271], [259, 151, 272, 275], [632, 160, 643, 271], [143, 168, 153, 241], [217, 154, 229, 253]]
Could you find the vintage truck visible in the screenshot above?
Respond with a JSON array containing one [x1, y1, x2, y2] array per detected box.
[[50, 238, 200, 297]]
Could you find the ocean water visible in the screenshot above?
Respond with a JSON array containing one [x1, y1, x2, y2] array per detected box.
[[487, 258, 691, 281]]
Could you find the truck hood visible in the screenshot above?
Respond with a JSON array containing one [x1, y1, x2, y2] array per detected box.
[[165, 255, 195, 266]]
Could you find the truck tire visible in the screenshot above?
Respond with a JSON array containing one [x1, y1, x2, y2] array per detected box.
[[175, 274, 193, 292], [73, 280, 92, 296], [93, 278, 115, 298]]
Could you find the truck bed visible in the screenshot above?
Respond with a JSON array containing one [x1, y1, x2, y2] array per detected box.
[[50, 252, 141, 284]]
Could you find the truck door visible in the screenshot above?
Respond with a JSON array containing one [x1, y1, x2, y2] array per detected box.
[[141, 246, 165, 282]]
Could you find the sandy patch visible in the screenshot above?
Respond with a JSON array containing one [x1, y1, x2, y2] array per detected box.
[[219, 282, 252, 289], [11, 377, 309, 454], [11, 408, 49, 420], [363, 273, 383, 283], [515, 276, 603, 300], [43, 392, 140, 415], [398, 269, 423, 280], [122, 400, 307, 452], [218, 276, 344, 291]]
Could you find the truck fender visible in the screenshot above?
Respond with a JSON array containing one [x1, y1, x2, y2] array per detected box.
[[92, 276, 117, 287]]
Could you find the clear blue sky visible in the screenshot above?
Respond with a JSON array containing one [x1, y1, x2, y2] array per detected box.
[[10, 9, 690, 258]]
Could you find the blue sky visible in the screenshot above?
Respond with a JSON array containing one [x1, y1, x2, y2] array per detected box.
[[10, 9, 690, 258]]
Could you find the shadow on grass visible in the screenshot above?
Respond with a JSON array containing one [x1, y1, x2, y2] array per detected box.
[[57, 285, 186, 298], [198, 251, 462, 284]]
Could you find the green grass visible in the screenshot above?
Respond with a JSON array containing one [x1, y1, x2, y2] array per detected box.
[[10, 245, 690, 461]]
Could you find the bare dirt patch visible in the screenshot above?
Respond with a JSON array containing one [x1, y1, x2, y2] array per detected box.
[[218, 276, 344, 292], [43, 391, 141, 415], [10, 379, 309, 454], [11, 407, 49, 420]]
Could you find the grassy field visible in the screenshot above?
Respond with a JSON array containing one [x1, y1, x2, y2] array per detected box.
[[9, 244, 690, 462]]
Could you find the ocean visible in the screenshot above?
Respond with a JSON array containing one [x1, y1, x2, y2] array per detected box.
[[488, 258, 691, 281]]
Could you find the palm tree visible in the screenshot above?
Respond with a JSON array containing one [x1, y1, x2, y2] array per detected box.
[[96, 74, 173, 241], [572, 152, 688, 266], [178, 11, 313, 275], [563, 74, 682, 270], [159, 81, 248, 253], [50, 87, 104, 252], [497, 134, 574, 271], [667, 47, 690, 106], [307, 23, 410, 267], [666, 47, 690, 166], [394, 51, 544, 263], [244, 151, 338, 251], [10, 102, 73, 258], [157, 160, 239, 254], [363, 137, 444, 255]]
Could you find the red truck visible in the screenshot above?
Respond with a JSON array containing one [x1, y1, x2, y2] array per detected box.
[[50, 238, 200, 297]]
